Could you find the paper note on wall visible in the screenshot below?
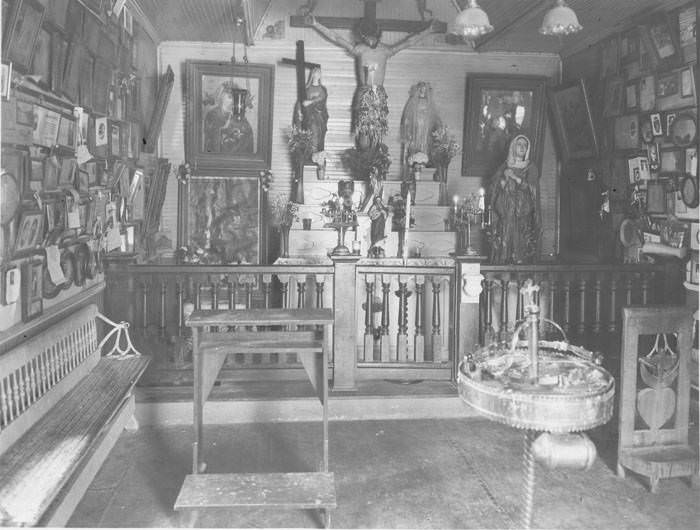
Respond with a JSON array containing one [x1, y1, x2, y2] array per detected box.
[[46, 245, 66, 285]]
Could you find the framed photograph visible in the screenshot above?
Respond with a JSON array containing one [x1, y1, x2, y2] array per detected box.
[[15, 209, 44, 254], [110, 121, 121, 157], [461, 74, 546, 177], [665, 112, 677, 136], [647, 142, 660, 171], [50, 31, 68, 94], [644, 16, 679, 65], [2, 0, 46, 72], [686, 147, 697, 177], [602, 77, 624, 118], [1, 62, 12, 99], [625, 82, 638, 110], [57, 115, 76, 150], [660, 149, 683, 172], [650, 112, 663, 136], [614, 115, 640, 150], [177, 176, 264, 264], [549, 78, 598, 161], [32, 105, 61, 147], [1, 265, 20, 305], [680, 66, 695, 97], [21, 257, 43, 322], [31, 25, 51, 87], [600, 36, 619, 79], [656, 70, 679, 97], [185, 60, 275, 176]]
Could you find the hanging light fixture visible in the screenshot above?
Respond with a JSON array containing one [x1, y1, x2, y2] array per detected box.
[[450, 0, 493, 40], [540, 0, 583, 36]]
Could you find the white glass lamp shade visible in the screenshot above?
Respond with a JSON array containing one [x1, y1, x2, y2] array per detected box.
[[450, 0, 493, 39], [540, 0, 583, 36]]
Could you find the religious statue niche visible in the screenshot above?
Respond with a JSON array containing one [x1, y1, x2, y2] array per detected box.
[[177, 176, 263, 265], [185, 61, 274, 176]]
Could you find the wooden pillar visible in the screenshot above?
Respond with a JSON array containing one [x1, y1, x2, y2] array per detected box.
[[455, 257, 485, 380], [331, 255, 360, 391]]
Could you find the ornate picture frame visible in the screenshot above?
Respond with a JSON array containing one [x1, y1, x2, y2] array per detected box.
[[549, 79, 599, 162], [185, 60, 275, 176], [177, 175, 265, 264], [461, 74, 547, 178]]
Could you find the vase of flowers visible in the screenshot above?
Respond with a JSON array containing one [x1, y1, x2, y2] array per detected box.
[[270, 195, 299, 258], [287, 125, 314, 204], [430, 126, 461, 205], [407, 151, 429, 180]]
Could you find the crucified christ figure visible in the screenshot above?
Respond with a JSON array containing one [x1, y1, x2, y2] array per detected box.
[[306, 14, 437, 148]]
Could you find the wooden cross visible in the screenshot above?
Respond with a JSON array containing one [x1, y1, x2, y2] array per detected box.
[[289, 0, 446, 34], [280, 41, 321, 107]]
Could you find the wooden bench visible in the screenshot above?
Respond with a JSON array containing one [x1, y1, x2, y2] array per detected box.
[[174, 308, 336, 528], [0, 303, 150, 526]]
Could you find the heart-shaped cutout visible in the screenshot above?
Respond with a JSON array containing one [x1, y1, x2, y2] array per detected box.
[[637, 387, 676, 430]]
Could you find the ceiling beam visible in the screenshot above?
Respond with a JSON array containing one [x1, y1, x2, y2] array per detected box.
[[289, 16, 446, 34], [127, 0, 161, 44], [474, 0, 548, 51]]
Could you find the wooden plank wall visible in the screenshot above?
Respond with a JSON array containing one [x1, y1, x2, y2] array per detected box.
[[156, 24, 561, 258]]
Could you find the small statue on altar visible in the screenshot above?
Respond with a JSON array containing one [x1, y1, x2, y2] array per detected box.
[[294, 66, 328, 153], [400, 81, 441, 163], [488, 134, 540, 264], [368, 194, 389, 253]]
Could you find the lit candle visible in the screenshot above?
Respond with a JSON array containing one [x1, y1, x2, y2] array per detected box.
[[478, 188, 485, 227]]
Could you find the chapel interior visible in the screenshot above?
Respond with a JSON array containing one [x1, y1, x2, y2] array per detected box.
[[0, 1, 698, 528]]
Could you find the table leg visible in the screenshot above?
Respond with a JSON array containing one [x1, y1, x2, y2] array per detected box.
[[322, 328, 329, 473], [192, 327, 206, 473]]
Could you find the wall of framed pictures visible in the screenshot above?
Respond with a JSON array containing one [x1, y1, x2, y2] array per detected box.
[[0, 0, 159, 331], [560, 1, 697, 264]]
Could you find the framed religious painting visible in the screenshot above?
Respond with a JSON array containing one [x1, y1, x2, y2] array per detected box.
[[176, 175, 265, 264], [461, 74, 547, 178], [185, 61, 275, 176], [3, 0, 46, 72], [549, 79, 598, 162]]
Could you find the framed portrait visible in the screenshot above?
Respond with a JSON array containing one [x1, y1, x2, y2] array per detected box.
[[15, 209, 44, 255], [92, 60, 111, 115], [185, 61, 275, 176], [665, 112, 677, 137], [602, 77, 624, 118], [614, 114, 640, 151], [649, 112, 663, 136], [21, 256, 43, 322], [656, 70, 679, 97], [549, 79, 598, 162], [58, 157, 77, 186], [3, 0, 46, 72], [31, 25, 51, 87], [647, 142, 660, 171], [177, 176, 264, 264], [461, 74, 546, 177]]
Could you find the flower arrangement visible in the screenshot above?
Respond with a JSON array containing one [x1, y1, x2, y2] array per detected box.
[[407, 151, 429, 167], [430, 126, 461, 167], [287, 124, 314, 164], [269, 194, 299, 227], [258, 169, 273, 192], [321, 193, 355, 224], [175, 245, 223, 265], [355, 88, 389, 145], [343, 142, 392, 180]]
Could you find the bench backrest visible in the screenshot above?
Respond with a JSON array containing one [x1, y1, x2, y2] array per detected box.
[[0, 304, 100, 453]]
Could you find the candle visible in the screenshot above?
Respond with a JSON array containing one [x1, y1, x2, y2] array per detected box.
[[404, 191, 411, 261], [478, 188, 486, 228]]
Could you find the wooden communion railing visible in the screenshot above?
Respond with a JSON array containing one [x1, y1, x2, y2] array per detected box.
[[104, 258, 674, 389]]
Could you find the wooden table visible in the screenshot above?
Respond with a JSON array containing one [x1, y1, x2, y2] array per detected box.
[[174, 308, 336, 527]]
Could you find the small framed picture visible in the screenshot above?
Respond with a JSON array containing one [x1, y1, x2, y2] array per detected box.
[[647, 142, 660, 171], [614, 114, 640, 150], [656, 70, 679, 97], [686, 147, 698, 177], [620, 28, 640, 64], [110, 121, 121, 157], [21, 256, 43, 322], [14, 209, 44, 255], [660, 149, 683, 172], [666, 112, 677, 136], [2, 265, 20, 305], [644, 16, 680, 66], [56, 115, 76, 150], [1, 62, 12, 99], [625, 82, 638, 110], [650, 112, 663, 136], [58, 157, 76, 186], [680, 66, 695, 98], [29, 158, 44, 192]]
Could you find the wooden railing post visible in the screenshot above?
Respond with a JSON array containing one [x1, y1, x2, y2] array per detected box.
[[455, 257, 484, 379], [414, 276, 425, 361], [363, 276, 375, 361], [331, 255, 360, 391], [396, 275, 410, 361]]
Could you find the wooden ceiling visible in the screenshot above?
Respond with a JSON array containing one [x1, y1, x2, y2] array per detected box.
[[130, 0, 691, 58]]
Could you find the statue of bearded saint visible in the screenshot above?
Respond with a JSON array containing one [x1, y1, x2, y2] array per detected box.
[[400, 81, 442, 162]]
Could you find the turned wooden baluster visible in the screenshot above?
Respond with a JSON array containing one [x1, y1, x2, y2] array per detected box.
[[414, 275, 426, 361], [262, 274, 272, 309], [141, 280, 149, 330], [1, 377, 8, 426], [160, 280, 167, 336], [431, 277, 444, 362], [395, 275, 410, 361], [624, 274, 634, 306], [548, 279, 557, 333], [11, 372, 19, 417], [211, 277, 219, 310], [296, 275, 307, 309], [363, 276, 375, 361], [315, 275, 325, 308], [577, 277, 587, 336], [593, 278, 602, 335], [40, 350, 48, 394], [176, 280, 184, 331], [499, 278, 509, 342], [641, 274, 649, 305], [380, 276, 391, 362], [608, 276, 618, 332], [562, 278, 571, 335]]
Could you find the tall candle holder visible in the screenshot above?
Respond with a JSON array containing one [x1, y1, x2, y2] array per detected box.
[[322, 192, 357, 256], [450, 189, 486, 256]]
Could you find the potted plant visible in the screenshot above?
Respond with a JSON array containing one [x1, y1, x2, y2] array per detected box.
[[287, 125, 314, 203], [269, 195, 299, 258]]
